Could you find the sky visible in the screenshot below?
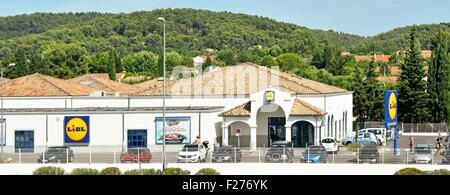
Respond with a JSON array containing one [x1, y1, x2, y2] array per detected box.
[[0, 0, 449, 37]]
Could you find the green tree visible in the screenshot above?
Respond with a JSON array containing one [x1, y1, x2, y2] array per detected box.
[[398, 26, 432, 123], [276, 53, 306, 72], [428, 30, 450, 123], [122, 51, 158, 76], [217, 48, 236, 66], [107, 49, 117, 80], [35, 42, 89, 79], [285, 29, 318, 58]]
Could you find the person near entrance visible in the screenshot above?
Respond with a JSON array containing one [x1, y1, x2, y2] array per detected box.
[[193, 136, 201, 144]]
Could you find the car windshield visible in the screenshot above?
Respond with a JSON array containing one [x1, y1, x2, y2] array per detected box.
[[360, 148, 377, 154], [415, 148, 431, 154], [182, 145, 199, 151], [368, 130, 381, 134], [305, 148, 322, 154], [363, 134, 371, 138], [272, 143, 289, 147], [216, 148, 233, 154], [46, 148, 63, 153], [127, 148, 149, 154], [322, 139, 335, 143]]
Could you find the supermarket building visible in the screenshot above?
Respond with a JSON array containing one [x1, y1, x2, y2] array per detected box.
[[0, 63, 352, 153]]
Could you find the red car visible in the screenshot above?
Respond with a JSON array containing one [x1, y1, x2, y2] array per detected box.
[[120, 148, 152, 163]]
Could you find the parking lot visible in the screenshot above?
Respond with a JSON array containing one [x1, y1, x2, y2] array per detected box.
[[1, 134, 448, 165]]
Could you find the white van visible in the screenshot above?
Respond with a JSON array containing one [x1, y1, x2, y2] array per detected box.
[[358, 128, 386, 146]]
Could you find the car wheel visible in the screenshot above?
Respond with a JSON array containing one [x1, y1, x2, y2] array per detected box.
[[346, 142, 352, 146]]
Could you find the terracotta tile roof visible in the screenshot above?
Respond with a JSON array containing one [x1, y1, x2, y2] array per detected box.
[[87, 73, 125, 81], [4, 73, 100, 97], [355, 55, 373, 62], [218, 101, 251, 117], [132, 63, 347, 96], [421, 50, 432, 58], [355, 55, 390, 62], [376, 76, 399, 83], [68, 74, 142, 95], [290, 98, 327, 116]]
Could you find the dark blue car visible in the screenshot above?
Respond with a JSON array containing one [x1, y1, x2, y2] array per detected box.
[[300, 145, 328, 163]]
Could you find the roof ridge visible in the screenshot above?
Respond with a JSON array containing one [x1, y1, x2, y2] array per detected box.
[[293, 98, 326, 115], [35, 74, 71, 96]]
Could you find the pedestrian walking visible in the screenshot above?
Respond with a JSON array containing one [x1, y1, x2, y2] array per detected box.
[[409, 137, 415, 154]]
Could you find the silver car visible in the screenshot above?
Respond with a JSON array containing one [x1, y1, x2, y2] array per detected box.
[[412, 144, 433, 164]]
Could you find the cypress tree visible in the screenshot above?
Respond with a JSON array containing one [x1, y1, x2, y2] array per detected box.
[[107, 50, 116, 81], [428, 30, 450, 123], [398, 26, 431, 123]]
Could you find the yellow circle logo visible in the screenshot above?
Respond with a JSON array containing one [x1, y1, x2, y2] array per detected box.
[[265, 91, 274, 101], [65, 117, 88, 141], [388, 92, 397, 120]]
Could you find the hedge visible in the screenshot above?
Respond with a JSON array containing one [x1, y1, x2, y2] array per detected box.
[[195, 168, 220, 175], [33, 166, 65, 175]]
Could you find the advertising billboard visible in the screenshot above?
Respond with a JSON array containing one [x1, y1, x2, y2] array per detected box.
[[64, 116, 90, 143], [155, 117, 190, 144]]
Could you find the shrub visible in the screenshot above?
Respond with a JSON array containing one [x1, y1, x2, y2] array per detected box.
[[124, 169, 162, 175], [422, 169, 450, 175], [33, 166, 65, 175], [99, 167, 121, 175], [195, 168, 220, 175], [70, 168, 99, 175], [394, 168, 423, 175], [163, 168, 190, 175]]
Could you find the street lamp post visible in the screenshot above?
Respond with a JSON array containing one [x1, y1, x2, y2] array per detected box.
[[1, 63, 15, 161], [158, 17, 166, 173]]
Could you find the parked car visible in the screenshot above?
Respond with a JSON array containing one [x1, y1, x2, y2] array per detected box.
[[412, 144, 433, 164], [342, 133, 379, 146], [211, 146, 242, 163], [357, 146, 380, 163], [359, 128, 386, 145], [120, 147, 152, 163], [443, 147, 450, 164], [300, 145, 327, 163], [177, 143, 208, 163], [37, 146, 74, 163], [321, 137, 339, 153], [265, 141, 294, 163]]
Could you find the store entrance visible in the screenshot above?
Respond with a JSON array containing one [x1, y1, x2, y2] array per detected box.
[[268, 117, 286, 146], [291, 121, 314, 147]]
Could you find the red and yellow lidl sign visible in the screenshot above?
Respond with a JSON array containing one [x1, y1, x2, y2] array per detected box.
[[64, 116, 90, 143]]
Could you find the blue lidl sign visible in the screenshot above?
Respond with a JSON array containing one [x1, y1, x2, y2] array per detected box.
[[64, 116, 90, 143], [384, 90, 397, 128]]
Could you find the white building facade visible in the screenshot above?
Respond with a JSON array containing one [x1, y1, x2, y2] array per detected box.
[[0, 63, 353, 153]]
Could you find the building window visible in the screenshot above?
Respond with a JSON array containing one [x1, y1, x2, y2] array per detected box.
[[15, 130, 34, 153], [127, 129, 147, 148]]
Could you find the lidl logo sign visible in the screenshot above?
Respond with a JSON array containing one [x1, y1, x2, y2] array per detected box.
[[388, 92, 397, 120], [64, 116, 89, 143], [384, 90, 397, 127], [264, 91, 275, 102]]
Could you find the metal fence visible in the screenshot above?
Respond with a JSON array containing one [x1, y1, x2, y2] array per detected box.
[[355, 121, 449, 133], [1, 146, 448, 165]]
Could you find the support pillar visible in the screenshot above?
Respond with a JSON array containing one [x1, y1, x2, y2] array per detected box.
[[222, 125, 228, 146], [285, 125, 291, 142], [250, 126, 257, 151]]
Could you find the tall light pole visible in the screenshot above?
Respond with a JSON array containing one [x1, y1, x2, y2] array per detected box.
[[1, 63, 15, 161], [158, 17, 166, 173]]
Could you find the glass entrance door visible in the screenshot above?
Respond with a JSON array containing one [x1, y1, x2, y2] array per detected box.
[[292, 121, 314, 147], [268, 117, 286, 146]]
